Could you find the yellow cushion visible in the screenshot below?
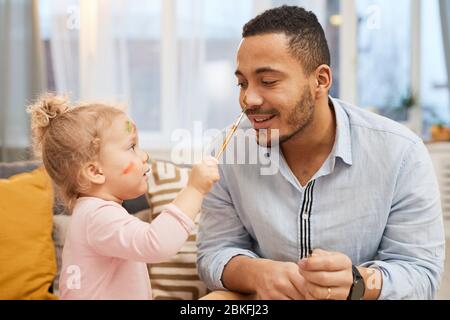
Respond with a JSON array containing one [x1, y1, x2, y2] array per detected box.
[[0, 167, 57, 300]]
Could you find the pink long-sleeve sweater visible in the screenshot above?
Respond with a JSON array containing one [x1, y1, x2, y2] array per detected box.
[[58, 197, 195, 300]]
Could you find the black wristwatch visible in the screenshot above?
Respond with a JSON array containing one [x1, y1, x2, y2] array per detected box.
[[347, 265, 365, 300]]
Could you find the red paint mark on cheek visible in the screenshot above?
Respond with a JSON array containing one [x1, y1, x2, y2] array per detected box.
[[122, 162, 135, 175]]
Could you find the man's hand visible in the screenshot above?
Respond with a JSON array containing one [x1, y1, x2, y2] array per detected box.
[[255, 260, 312, 300], [222, 256, 307, 300], [253, 260, 308, 300], [298, 249, 353, 300]]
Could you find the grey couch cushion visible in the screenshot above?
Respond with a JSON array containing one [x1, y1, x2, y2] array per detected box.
[[123, 194, 150, 214], [0, 161, 150, 215], [0, 161, 40, 179]]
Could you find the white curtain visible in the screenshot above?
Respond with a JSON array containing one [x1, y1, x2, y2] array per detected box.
[[39, 0, 334, 155], [175, 0, 253, 134], [176, 0, 207, 130], [45, 0, 130, 103], [79, 0, 130, 102], [0, 0, 45, 161], [175, 0, 334, 133], [46, 0, 79, 98]]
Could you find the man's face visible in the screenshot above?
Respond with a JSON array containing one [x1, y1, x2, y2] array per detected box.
[[235, 33, 316, 146]]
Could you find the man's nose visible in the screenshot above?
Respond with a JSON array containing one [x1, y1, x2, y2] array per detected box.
[[242, 91, 263, 111]]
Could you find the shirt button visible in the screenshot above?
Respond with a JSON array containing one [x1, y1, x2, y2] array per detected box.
[[302, 214, 308, 220]]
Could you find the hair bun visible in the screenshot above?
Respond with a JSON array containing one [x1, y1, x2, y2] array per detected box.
[[27, 93, 70, 156], [28, 94, 69, 127]]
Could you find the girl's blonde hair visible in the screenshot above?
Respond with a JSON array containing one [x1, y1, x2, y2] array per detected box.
[[27, 93, 125, 211]]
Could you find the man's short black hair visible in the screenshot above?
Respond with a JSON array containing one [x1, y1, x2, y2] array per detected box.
[[242, 5, 331, 75]]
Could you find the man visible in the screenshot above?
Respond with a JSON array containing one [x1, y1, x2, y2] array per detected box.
[[197, 6, 445, 300]]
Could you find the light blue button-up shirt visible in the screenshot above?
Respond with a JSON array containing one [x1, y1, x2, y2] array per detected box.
[[197, 98, 445, 300]]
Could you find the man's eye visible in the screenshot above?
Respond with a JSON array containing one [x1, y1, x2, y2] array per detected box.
[[237, 82, 247, 89], [262, 80, 277, 86]]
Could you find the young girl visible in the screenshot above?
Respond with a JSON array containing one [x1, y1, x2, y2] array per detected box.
[[27, 94, 220, 300]]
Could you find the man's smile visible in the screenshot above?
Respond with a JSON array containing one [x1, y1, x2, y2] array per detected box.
[[247, 114, 278, 129]]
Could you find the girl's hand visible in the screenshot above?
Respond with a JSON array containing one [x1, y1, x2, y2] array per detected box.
[[187, 157, 220, 195]]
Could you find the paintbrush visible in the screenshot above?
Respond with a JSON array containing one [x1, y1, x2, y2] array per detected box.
[[215, 108, 247, 160]]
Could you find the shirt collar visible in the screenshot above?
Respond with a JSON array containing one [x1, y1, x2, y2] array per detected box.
[[330, 97, 353, 166]]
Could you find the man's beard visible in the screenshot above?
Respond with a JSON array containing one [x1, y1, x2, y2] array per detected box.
[[256, 86, 315, 147]]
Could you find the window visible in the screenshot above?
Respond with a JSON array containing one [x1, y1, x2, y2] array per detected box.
[[422, 0, 450, 132], [39, 0, 80, 97], [275, 0, 341, 97], [357, 0, 412, 120], [38, 0, 342, 150], [125, 1, 161, 132], [175, 0, 252, 132]]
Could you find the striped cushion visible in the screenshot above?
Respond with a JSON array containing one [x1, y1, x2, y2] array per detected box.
[[147, 160, 207, 300], [146, 160, 190, 214]]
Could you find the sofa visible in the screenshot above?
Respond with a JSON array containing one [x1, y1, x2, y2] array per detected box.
[[0, 159, 208, 300]]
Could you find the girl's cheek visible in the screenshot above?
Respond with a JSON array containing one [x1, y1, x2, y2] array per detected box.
[[122, 162, 135, 175]]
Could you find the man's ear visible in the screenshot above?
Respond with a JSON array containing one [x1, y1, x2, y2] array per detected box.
[[313, 65, 333, 98], [82, 162, 106, 185]]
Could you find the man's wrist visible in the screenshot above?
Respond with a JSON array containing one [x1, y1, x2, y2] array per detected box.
[[222, 255, 262, 294], [357, 267, 382, 300]]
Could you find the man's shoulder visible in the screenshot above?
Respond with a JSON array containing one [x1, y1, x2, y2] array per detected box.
[[335, 98, 422, 145]]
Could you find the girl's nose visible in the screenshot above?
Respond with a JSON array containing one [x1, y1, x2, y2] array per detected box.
[[142, 151, 150, 163]]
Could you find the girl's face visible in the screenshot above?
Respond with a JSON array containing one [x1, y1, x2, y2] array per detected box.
[[98, 115, 150, 202]]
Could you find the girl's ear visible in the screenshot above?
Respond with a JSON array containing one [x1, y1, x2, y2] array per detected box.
[[82, 162, 106, 185]]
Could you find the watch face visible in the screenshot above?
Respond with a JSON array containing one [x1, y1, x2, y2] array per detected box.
[[351, 279, 365, 300], [349, 265, 366, 300]]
